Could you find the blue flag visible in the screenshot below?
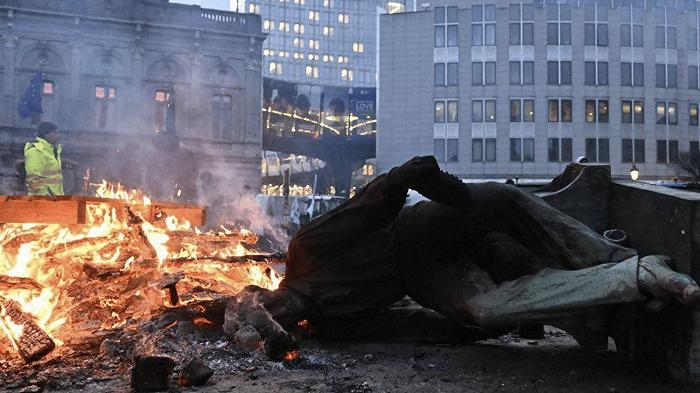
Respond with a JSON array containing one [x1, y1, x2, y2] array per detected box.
[[17, 72, 43, 118]]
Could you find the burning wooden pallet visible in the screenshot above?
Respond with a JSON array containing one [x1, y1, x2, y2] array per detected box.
[[0, 195, 207, 226]]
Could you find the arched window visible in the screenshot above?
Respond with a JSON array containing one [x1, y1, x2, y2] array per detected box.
[[154, 89, 174, 133], [212, 94, 233, 139]]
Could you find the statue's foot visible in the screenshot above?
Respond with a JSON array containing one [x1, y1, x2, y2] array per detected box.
[[390, 156, 471, 207], [638, 255, 700, 309]]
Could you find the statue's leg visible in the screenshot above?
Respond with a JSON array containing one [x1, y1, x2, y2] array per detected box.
[[404, 255, 642, 329], [468, 182, 636, 269]]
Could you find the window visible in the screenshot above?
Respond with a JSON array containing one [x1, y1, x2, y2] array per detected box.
[[509, 3, 534, 45], [547, 61, 571, 85], [657, 140, 679, 164], [472, 62, 494, 85], [435, 63, 446, 86], [621, 100, 644, 124], [511, 138, 535, 162], [656, 64, 677, 88], [510, 99, 534, 122], [472, 138, 497, 162], [212, 94, 233, 139], [546, 4, 571, 45], [621, 23, 643, 47], [583, 3, 608, 46], [691, 103, 699, 126], [585, 62, 608, 86], [352, 42, 364, 53], [436, 63, 458, 86], [655, 11, 676, 49], [548, 99, 572, 122], [248, 2, 261, 14], [586, 138, 610, 162], [435, 138, 459, 163], [306, 65, 319, 78], [656, 101, 678, 125], [269, 61, 282, 75], [690, 28, 698, 50], [585, 99, 609, 123], [621, 62, 644, 87], [471, 4, 496, 46], [293, 23, 305, 34], [42, 80, 54, 96], [154, 89, 174, 134], [434, 100, 458, 123], [548, 138, 573, 162], [509, 61, 534, 85], [278, 21, 290, 32], [338, 13, 349, 23], [472, 99, 496, 122], [622, 139, 645, 163], [447, 63, 458, 86], [435, 6, 459, 47], [322, 25, 334, 36], [690, 66, 699, 89], [340, 67, 352, 81], [95, 85, 116, 129], [308, 10, 320, 21]]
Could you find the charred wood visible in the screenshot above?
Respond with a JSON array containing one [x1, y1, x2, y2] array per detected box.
[[0, 300, 56, 363]]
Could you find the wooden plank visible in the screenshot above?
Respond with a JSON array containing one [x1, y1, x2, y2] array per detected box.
[[154, 205, 207, 226], [0, 198, 81, 224], [0, 195, 206, 226]]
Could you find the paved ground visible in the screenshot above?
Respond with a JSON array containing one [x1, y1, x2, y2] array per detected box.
[[48, 327, 696, 393]]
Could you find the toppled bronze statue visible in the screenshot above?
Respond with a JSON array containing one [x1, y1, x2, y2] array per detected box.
[[225, 156, 700, 361]]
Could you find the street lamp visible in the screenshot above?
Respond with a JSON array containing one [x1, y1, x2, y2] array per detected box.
[[630, 164, 640, 181]]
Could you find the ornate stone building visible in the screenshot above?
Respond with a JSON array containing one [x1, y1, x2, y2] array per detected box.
[[0, 0, 264, 201]]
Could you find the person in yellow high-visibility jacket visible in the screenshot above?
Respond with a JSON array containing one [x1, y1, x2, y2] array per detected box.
[[24, 122, 65, 196]]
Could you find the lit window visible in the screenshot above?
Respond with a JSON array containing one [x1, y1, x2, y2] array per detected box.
[[305, 65, 319, 78], [338, 13, 349, 23], [278, 22, 289, 31], [155, 90, 169, 102], [263, 19, 270, 30], [322, 26, 334, 36], [293, 23, 305, 34], [269, 61, 283, 74], [42, 81, 54, 96], [323, 0, 331, 6], [248, 3, 261, 14], [341, 68, 353, 81], [309, 10, 320, 21], [293, 52, 300, 59], [352, 42, 364, 53], [95, 85, 116, 99]]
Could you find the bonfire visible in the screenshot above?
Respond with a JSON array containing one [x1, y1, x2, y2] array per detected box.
[[0, 182, 286, 389]]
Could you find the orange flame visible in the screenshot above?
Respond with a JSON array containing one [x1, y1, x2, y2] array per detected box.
[[0, 180, 281, 358]]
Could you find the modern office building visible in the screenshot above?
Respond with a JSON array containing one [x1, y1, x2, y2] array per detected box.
[[248, 0, 379, 87], [379, 0, 700, 180]]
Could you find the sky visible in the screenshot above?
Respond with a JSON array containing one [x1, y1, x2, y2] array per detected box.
[[170, 0, 246, 12]]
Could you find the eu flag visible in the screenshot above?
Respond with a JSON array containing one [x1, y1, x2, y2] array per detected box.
[[17, 72, 43, 118]]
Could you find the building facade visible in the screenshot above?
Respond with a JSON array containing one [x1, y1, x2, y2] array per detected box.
[[248, 0, 379, 87], [379, 0, 700, 180], [0, 0, 264, 200]]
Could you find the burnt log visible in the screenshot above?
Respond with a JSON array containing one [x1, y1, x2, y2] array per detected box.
[[0, 300, 55, 363], [178, 359, 214, 387], [224, 286, 298, 361], [130, 355, 175, 392], [0, 276, 43, 292]]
